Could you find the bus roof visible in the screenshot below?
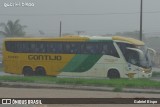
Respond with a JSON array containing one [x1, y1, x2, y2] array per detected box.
[[4, 35, 144, 45], [4, 35, 112, 42], [4, 35, 89, 41], [112, 36, 145, 45]]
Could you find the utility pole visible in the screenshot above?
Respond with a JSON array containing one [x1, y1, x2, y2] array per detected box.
[[140, 0, 143, 41], [59, 21, 62, 37]]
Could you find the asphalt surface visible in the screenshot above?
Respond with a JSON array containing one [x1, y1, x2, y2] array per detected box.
[[0, 87, 159, 107]]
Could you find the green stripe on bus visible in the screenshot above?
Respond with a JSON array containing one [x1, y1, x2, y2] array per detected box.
[[61, 54, 102, 72], [73, 54, 102, 72], [60, 39, 105, 72]]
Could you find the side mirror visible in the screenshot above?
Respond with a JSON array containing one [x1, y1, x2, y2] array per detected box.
[[147, 48, 156, 56], [126, 47, 144, 58]]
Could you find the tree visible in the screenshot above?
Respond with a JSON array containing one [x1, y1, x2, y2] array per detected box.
[[0, 19, 27, 37]]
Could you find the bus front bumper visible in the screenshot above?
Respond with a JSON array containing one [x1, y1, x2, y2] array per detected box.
[[141, 71, 152, 78]]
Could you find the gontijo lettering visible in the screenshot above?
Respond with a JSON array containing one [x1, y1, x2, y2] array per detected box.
[[28, 55, 62, 61]]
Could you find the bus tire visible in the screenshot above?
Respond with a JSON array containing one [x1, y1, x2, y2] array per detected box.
[[23, 66, 34, 76], [107, 69, 120, 79], [35, 67, 46, 76]]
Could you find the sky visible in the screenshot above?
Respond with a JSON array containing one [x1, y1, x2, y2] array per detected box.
[[0, 0, 160, 37]]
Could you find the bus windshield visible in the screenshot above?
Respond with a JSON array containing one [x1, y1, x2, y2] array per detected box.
[[137, 46, 152, 68], [117, 42, 152, 69]]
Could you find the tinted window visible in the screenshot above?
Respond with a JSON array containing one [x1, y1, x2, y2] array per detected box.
[[117, 42, 136, 61], [101, 42, 119, 57], [5, 41, 119, 57], [81, 42, 101, 54]]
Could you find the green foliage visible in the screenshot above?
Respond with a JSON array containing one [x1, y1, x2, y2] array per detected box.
[[0, 19, 27, 37], [113, 86, 123, 92], [0, 76, 160, 89]]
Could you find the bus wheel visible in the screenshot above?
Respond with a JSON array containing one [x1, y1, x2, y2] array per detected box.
[[23, 66, 33, 76], [107, 69, 120, 79], [35, 67, 46, 76]]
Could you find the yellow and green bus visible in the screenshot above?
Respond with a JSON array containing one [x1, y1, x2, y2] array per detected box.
[[2, 35, 154, 78]]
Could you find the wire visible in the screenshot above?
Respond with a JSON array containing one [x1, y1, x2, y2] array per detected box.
[[1, 11, 160, 16]]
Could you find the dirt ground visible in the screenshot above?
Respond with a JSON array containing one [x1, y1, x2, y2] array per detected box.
[[0, 87, 159, 107]]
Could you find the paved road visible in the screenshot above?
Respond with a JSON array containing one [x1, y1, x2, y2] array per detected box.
[[1, 87, 159, 98], [0, 72, 12, 76], [0, 72, 23, 77], [0, 87, 159, 107]]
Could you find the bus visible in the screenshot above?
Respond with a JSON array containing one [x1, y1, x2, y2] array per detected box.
[[2, 35, 154, 78]]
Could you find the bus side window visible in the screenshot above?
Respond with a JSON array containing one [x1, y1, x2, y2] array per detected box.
[[80, 42, 86, 54], [6, 41, 15, 52], [39, 42, 46, 53], [63, 42, 70, 54], [71, 43, 81, 54], [30, 42, 36, 53], [83, 42, 100, 54], [83, 43, 93, 54], [102, 42, 119, 58], [102, 44, 108, 54], [83, 42, 99, 54], [91, 43, 100, 54], [46, 42, 56, 53], [62, 42, 78, 54], [16, 42, 21, 52], [22, 42, 27, 52], [109, 42, 119, 58], [55, 42, 63, 53], [85, 44, 92, 54]]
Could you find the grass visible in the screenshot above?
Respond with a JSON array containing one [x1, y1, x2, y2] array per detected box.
[[0, 76, 160, 89], [113, 86, 123, 92]]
